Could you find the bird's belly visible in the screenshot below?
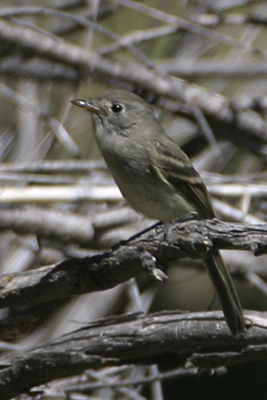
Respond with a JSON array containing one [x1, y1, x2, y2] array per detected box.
[[113, 169, 195, 223]]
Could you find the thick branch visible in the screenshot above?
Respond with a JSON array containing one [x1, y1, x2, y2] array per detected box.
[[0, 310, 266, 400], [0, 219, 267, 309]]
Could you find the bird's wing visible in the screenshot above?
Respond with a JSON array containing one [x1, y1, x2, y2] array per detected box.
[[150, 136, 215, 218]]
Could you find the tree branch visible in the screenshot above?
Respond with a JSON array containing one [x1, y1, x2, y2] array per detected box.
[[0, 309, 266, 400], [0, 218, 266, 309], [0, 18, 267, 158]]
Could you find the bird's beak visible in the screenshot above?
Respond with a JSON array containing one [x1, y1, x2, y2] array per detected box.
[[71, 99, 104, 114]]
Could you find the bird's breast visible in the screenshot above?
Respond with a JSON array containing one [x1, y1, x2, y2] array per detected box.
[[105, 152, 196, 222]]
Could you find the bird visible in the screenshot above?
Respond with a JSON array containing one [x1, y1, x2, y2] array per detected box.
[[71, 89, 245, 335]]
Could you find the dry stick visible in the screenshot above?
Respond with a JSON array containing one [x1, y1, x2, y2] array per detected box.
[[0, 218, 267, 310], [0, 309, 267, 400], [158, 60, 267, 78], [99, 24, 178, 55], [5, 58, 267, 82], [0, 184, 121, 203], [0, 19, 266, 156], [0, 7, 158, 71], [212, 198, 263, 224], [190, 10, 267, 28], [53, 3, 117, 35], [0, 58, 78, 81], [0, 4, 264, 56], [0, 207, 95, 245], [0, 82, 81, 157], [82, 368, 147, 400], [0, 160, 105, 173], [0, 196, 262, 246], [0, 20, 241, 102], [63, 366, 198, 391], [112, 0, 267, 57], [0, 205, 139, 246]]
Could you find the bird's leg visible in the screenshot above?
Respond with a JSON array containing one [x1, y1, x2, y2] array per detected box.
[[173, 211, 198, 224], [110, 221, 162, 251], [128, 221, 162, 241]]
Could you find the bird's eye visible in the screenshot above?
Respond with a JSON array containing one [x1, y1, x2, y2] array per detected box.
[[111, 104, 124, 113]]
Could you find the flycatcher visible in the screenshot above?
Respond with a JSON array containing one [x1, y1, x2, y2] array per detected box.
[[71, 89, 245, 335]]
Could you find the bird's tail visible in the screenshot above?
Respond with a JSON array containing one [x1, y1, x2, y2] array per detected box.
[[205, 250, 245, 335]]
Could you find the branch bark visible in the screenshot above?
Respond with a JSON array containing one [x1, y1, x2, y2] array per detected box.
[[0, 218, 266, 309], [0, 310, 266, 400]]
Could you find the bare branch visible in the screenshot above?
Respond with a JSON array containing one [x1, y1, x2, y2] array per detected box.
[[0, 310, 266, 400], [0, 207, 95, 245], [0, 160, 105, 173], [0, 18, 266, 158], [0, 184, 121, 204], [0, 218, 267, 309], [112, 0, 265, 56], [0, 205, 139, 246]]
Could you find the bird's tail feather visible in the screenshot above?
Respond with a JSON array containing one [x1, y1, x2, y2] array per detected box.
[[205, 250, 245, 335]]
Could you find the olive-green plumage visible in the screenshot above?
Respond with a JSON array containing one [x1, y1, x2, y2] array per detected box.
[[71, 89, 245, 335]]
